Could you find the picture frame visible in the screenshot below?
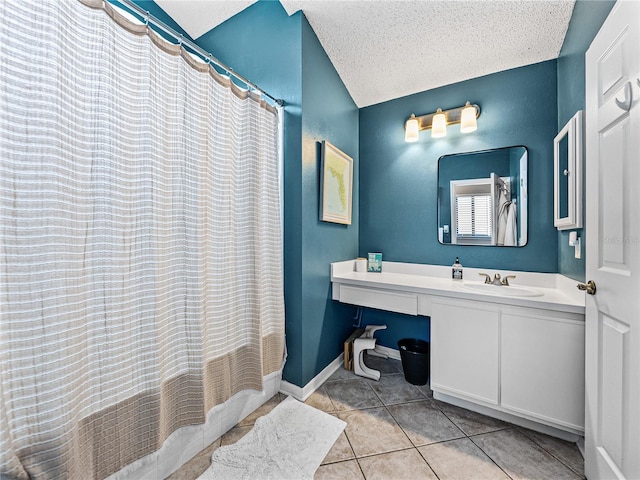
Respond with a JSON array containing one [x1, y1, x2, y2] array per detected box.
[[320, 140, 353, 225]]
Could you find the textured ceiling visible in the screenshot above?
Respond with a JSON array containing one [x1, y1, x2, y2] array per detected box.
[[155, 0, 576, 107], [155, 0, 257, 39]]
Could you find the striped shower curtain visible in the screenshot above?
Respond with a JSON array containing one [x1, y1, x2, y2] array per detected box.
[[0, 1, 284, 478]]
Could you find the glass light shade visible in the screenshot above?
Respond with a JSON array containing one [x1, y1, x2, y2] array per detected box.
[[405, 115, 419, 142], [431, 109, 447, 138], [460, 102, 477, 133]]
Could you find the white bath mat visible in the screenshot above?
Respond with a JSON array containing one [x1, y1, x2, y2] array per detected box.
[[197, 396, 346, 480]]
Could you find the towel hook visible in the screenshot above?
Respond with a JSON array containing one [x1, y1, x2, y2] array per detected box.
[[614, 81, 632, 112]]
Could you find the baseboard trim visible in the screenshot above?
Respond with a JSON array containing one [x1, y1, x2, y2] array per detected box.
[[433, 391, 581, 442], [279, 346, 402, 401], [576, 436, 585, 457], [279, 353, 344, 401]]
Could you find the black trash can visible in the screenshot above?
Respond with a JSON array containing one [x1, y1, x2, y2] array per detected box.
[[398, 338, 430, 385]]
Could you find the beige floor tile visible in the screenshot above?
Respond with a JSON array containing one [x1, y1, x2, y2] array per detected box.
[[322, 431, 355, 464], [418, 438, 510, 480], [338, 407, 412, 457], [315, 459, 365, 480], [516, 426, 585, 477], [471, 428, 582, 480], [415, 382, 433, 399], [435, 400, 509, 436], [238, 393, 284, 426], [387, 400, 465, 446], [220, 424, 252, 446], [324, 378, 383, 411], [305, 385, 336, 413], [363, 354, 403, 376], [165, 439, 220, 480], [168, 358, 585, 480], [327, 366, 359, 383], [367, 373, 425, 405], [358, 448, 438, 480]]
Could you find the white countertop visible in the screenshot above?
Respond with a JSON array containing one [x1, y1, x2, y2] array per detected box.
[[331, 260, 585, 315]]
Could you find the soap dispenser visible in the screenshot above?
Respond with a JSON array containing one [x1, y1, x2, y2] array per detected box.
[[452, 257, 463, 280]]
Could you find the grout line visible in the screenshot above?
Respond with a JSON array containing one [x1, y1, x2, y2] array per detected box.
[[463, 426, 513, 437], [353, 445, 416, 460], [354, 458, 367, 479], [467, 433, 517, 480], [543, 451, 585, 478], [513, 427, 585, 478], [415, 446, 442, 480], [425, 401, 516, 479], [319, 359, 583, 480], [321, 426, 358, 467]]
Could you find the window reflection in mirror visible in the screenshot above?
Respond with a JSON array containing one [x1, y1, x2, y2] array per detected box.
[[437, 146, 528, 247]]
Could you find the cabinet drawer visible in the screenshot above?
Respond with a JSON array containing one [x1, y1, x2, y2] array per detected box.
[[339, 285, 418, 315]]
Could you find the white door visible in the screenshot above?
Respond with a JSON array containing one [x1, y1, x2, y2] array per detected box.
[[585, 1, 640, 479]]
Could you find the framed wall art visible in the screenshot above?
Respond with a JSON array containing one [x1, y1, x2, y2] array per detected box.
[[320, 141, 353, 225]]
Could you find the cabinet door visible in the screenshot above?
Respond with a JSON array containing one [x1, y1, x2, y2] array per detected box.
[[431, 299, 500, 405], [501, 310, 585, 431]]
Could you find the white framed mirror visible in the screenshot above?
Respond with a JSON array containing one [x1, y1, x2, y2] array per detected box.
[[554, 110, 583, 230]]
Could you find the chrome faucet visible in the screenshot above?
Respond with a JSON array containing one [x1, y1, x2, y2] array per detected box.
[[478, 273, 516, 286]]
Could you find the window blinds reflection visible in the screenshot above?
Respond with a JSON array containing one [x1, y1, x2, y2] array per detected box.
[[456, 194, 493, 238]]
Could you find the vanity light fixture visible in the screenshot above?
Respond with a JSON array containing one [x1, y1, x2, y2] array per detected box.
[[431, 108, 447, 138], [460, 101, 478, 133], [405, 114, 420, 142], [404, 101, 480, 142]]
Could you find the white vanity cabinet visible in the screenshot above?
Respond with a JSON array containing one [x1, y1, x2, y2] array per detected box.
[[330, 260, 586, 438], [431, 299, 500, 405], [500, 307, 585, 432], [430, 297, 585, 434]]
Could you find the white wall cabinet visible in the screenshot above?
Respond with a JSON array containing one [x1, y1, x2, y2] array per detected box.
[[431, 298, 585, 434]]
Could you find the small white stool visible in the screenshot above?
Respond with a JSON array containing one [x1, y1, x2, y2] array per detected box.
[[353, 325, 388, 381]]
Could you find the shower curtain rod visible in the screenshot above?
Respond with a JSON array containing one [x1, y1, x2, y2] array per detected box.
[[111, 0, 284, 107]]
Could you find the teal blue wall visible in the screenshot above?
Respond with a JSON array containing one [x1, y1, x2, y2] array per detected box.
[[360, 60, 558, 270], [358, 61, 558, 348], [195, 3, 358, 387], [556, 0, 615, 282], [300, 19, 359, 385]]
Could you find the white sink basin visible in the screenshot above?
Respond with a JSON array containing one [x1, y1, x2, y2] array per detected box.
[[461, 282, 543, 297]]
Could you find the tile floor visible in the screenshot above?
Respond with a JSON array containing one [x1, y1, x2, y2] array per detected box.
[[169, 355, 585, 480]]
